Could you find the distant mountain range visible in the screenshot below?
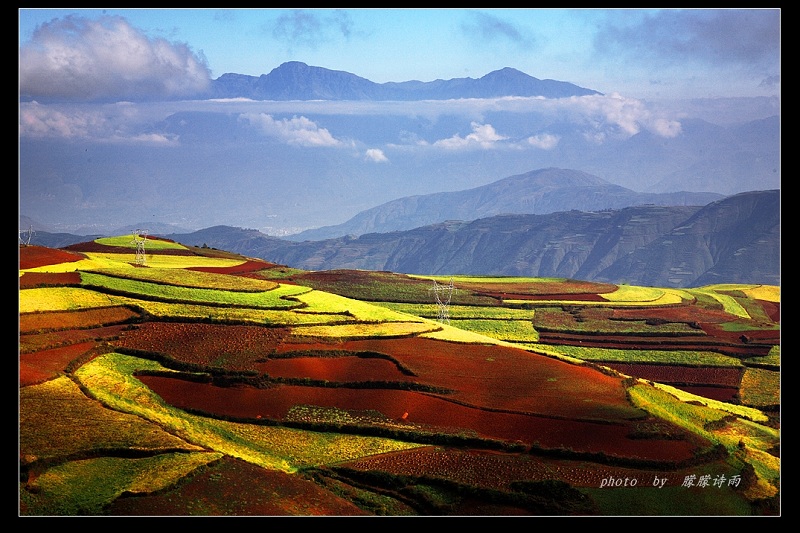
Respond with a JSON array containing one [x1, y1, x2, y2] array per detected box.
[[155, 189, 778, 289], [20, 60, 780, 235], [23, 162, 779, 288], [206, 61, 601, 101], [289, 168, 725, 240]]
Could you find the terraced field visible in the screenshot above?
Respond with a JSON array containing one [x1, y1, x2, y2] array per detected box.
[[18, 238, 780, 516]]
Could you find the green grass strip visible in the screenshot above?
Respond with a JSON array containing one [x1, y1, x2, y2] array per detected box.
[[687, 288, 751, 319], [23, 452, 221, 515], [645, 382, 770, 423], [95, 235, 189, 250], [80, 271, 305, 309], [291, 321, 440, 339], [86, 267, 279, 292], [448, 319, 539, 342], [527, 344, 743, 367], [375, 302, 535, 320], [408, 275, 565, 284]]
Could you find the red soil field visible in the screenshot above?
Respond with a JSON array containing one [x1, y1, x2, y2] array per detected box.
[[19, 246, 85, 269], [699, 323, 780, 345], [19, 341, 98, 387], [599, 363, 743, 388], [63, 241, 196, 255], [599, 363, 743, 402], [189, 260, 277, 275], [19, 271, 82, 288], [105, 456, 370, 516], [294, 270, 419, 284], [675, 386, 740, 403], [20, 307, 139, 334], [139, 374, 704, 463], [608, 302, 780, 346], [113, 322, 291, 372], [537, 331, 774, 358], [340, 447, 724, 490], [257, 356, 416, 383], [136, 333, 716, 463], [20, 325, 129, 354], [759, 300, 780, 323], [478, 292, 607, 302], [610, 304, 736, 324], [458, 279, 619, 296], [275, 337, 638, 420]]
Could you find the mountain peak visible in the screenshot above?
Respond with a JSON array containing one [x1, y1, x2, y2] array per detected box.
[[480, 67, 535, 80], [211, 63, 601, 101]]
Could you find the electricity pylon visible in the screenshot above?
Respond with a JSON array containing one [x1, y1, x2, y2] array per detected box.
[[19, 225, 34, 246], [132, 229, 149, 265], [430, 278, 456, 324]]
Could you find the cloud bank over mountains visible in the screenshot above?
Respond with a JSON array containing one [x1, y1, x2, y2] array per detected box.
[[19, 12, 780, 236]]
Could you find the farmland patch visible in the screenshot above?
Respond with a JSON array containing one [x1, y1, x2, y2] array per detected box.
[[105, 456, 370, 516], [19, 245, 85, 269], [138, 374, 704, 464], [19, 271, 81, 288]]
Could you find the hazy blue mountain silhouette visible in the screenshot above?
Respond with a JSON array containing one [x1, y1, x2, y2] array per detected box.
[[152, 189, 778, 289], [208, 62, 601, 100], [289, 168, 725, 241]]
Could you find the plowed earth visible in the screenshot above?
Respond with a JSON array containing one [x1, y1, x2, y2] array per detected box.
[[136, 334, 710, 465], [19, 246, 85, 269], [105, 456, 370, 516]]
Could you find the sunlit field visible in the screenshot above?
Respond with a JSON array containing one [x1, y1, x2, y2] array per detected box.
[[19, 240, 780, 516]]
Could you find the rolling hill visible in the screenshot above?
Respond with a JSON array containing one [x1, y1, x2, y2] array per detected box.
[[288, 168, 725, 241], [162, 189, 779, 289], [18, 235, 780, 515]]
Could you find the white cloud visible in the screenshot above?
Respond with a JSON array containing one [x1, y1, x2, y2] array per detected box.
[[552, 93, 682, 139], [649, 117, 683, 138], [525, 133, 560, 150], [239, 113, 343, 147], [143, 94, 685, 142], [19, 102, 100, 139], [18, 101, 178, 145], [364, 148, 389, 162], [433, 121, 507, 150], [19, 15, 211, 102]]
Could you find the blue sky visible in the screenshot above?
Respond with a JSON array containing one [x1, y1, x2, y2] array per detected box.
[[19, 8, 780, 100]]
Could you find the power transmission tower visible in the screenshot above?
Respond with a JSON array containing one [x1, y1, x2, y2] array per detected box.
[[19, 225, 34, 246], [430, 278, 456, 324], [131, 229, 149, 265]]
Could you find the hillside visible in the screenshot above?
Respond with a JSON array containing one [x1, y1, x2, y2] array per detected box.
[[18, 236, 780, 515], [163, 189, 779, 289], [289, 168, 725, 240]]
